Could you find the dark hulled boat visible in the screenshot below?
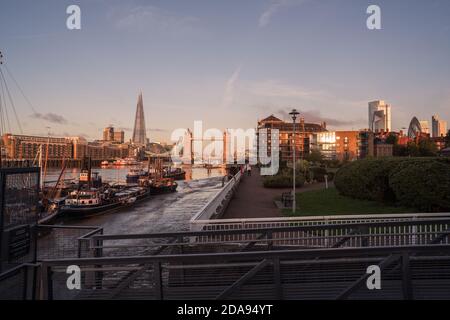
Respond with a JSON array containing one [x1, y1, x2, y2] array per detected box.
[[60, 186, 151, 218], [149, 178, 178, 195], [126, 168, 147, 184], [163, 167, 186, 180]]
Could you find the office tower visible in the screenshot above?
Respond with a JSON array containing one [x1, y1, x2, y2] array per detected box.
[[368, 100, 391, 132], [132, 92, 147, 145], [419, 120, 430, 134], [103, 126, 114, 141], [432, 115, 448, 137]]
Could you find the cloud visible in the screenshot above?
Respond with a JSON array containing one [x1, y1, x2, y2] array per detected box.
[[110, 5, 198, 34], [118, 127, 167, 133], [222, 66, 242, 108], [275, 108, 359, 127], [259, 0, 307, 27], [248, 80, 367, 127], [147, 128, 168, 132], [248, 79, 323, 99], [31, 112, 68, 124]]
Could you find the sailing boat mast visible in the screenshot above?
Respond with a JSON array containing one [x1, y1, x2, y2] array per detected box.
[[39, 144, 44, 189], [42, 126, 50, 187]]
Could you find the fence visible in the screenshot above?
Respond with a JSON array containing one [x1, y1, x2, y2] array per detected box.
[[64, 217, 450, 262], [0, 263, 38, 300], [0, 167, 40, 273], [39, 244, 450, 300], [191, 212, 450, 244], [190, 171, 241, 229], [37, 225, 103, 260]]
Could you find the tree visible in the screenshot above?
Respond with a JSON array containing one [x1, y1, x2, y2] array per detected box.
[[385, 133, 398, 145], [305, 149, 323, 163], [406, 142, 420, 157], [418, 139, 438, 156], [445, 130, 450, 148]]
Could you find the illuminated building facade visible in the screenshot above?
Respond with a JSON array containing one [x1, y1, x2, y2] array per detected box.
[[257, 115, 326, 163]]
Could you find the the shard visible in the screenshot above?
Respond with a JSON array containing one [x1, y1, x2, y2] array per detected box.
[[132, 92, 147, 145]]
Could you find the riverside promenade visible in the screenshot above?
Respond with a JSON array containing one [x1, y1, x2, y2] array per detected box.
[[221, 167, 327, 219]]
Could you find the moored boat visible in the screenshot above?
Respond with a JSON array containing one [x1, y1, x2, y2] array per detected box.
[[149, 178, 177, 195], [60, 186, 151, 218], [126, 168, 147, 184], [163, 167, 186, 180]]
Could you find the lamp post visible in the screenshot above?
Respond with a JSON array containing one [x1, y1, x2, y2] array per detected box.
[[289, 109, 300, 214]]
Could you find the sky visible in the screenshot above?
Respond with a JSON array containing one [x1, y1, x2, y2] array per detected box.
[[0, 0, 449, 142]]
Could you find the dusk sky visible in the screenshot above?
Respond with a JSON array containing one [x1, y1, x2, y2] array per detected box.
[[1, 0, 449, 142]]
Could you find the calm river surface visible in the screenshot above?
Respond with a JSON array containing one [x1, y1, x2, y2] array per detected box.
[[45, 166, 226, 234]]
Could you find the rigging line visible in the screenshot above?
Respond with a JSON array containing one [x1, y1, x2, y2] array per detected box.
[[0, 76, 5, 134], [0, 72, 11, 133], [0, 67, 23, 133], [4, 64, 38, 114]]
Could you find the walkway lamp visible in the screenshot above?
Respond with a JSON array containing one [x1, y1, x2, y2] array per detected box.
[[289, 109, 300, 214]]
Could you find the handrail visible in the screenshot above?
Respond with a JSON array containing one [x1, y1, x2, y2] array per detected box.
[[40, 244, 450, 266], [0, 263, 39, 281], [38, 224, 101, 230], [91, 217, 450, 241], [192, 212, 450, 225]]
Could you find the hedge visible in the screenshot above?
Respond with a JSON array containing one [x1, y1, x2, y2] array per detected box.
[[389, 160, 450, 211], [334, 157, 450, 211], [263, 174, 305, 188]]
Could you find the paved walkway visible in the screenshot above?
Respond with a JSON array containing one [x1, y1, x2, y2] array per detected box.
[[221, 168, 328, 219]]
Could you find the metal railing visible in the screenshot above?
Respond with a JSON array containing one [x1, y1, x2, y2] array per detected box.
[[190, 171, 242, 229], [71, 218, 450, 260], [37, 225, 103, 260], [192, 212, 450, 239], [39, 244, 450, 300], [0, 263, 38, 300]]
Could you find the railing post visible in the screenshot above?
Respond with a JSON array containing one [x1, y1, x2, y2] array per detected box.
[[154, 262, 163, 300], [267, 231, 273, 250], [401, 253, 413, 300], [411, 216, 418, 245], [273, 258, 283, 299], [94, 238, 103, 290], [40, 263, 52, 300]]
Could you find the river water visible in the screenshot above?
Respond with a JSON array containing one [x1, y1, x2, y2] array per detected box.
[[45, 166, 226, 234]]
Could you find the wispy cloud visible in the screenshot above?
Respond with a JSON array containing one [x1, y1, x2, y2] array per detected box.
[[147, 128, 168, 132], [31, 112, 68, 125], [248, 79, 323, 99], [248, 79, 367, 128], [109, 5, 198, 34], [259, 0, 307, 28], [222, 66, 242, 108], [275, 108, 360, 127]]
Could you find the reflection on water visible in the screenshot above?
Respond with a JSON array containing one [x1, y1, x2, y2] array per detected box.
[[47, 165, 227, 234], [44, 165, 226, 184], [63, 177, 224, 234]]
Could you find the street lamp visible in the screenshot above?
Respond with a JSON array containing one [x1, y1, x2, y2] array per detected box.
[[289, 109, 300, 214]]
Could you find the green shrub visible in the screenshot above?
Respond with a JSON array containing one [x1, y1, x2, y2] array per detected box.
[[335, 157, 450, 211], [389, 161, 450, 211], [334, 159, 396, 202], [310, 167, 328, 182], [263, 174, 305, 188]]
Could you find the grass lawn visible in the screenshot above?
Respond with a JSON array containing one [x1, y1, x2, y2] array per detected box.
[[282, 187, 415, 217]]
